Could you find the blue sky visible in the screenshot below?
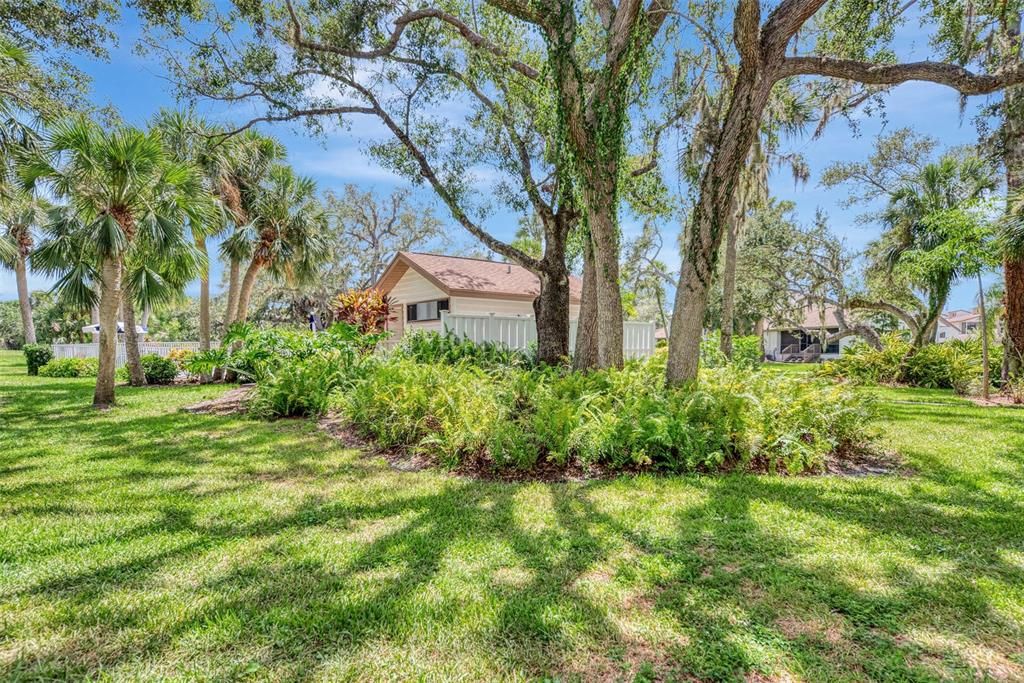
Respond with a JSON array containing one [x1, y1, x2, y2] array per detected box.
[[1, 9, 1001, 311]]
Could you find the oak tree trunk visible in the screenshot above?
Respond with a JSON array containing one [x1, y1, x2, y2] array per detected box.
[[582, 176, 624, 369], [14, 247, 36, 345], [573, 244, 599, 371], [666, 255, 710, 385], [122, 300, 146, 387], [94, 255, 122, 408], [667, 70, 774, 385], [1006, 257, 1024, 378], [533, 266, 571, 364]]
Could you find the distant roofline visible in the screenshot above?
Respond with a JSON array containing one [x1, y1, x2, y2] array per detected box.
[[373, 250, 582, 304], [402, 250, 514, 265]]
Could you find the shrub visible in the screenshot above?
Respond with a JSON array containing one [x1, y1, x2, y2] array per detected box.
[[23, 344, 53, 375], [700, 332, 762, 369], [337, 359, 514, 466], [250, 349, 374, 419], [337, 356, 874, 475], [393, 330, 537, 369], [38, 357, 98, 377], [167, 348, 195, 370], [185, 322, 382, 383], [818, 333, 996, 394], [332, 288, 394, 334], [816, 335, 908, 385], [140, 354, 178, 384]]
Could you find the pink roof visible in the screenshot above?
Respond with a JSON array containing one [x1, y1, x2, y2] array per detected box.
[[944, 309, 981, 324], [376, 251, 583, 303]]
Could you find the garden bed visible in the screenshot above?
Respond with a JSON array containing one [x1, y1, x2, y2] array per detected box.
[[185, 326, 882, 478]]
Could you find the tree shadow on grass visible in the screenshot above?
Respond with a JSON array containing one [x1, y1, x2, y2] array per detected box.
[[2, 359, 1023, 681]]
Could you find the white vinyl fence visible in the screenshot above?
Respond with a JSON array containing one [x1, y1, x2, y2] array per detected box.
[[439, 312, 657, 359], [51, 341, 212, 369]]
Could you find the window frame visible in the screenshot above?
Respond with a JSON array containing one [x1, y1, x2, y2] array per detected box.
[[405, 298, 450, 323]]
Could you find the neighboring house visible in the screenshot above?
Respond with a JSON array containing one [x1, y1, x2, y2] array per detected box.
[[374, 251, 583, 341], [935, 309, 982, 342], [762, 304, 858, 362]]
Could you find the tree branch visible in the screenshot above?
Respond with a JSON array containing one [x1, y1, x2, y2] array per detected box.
[[760, 0, 827, 58], [284, 0, 541, 81], [847, 297, 921, 333], [778, 57, 1024, 95]]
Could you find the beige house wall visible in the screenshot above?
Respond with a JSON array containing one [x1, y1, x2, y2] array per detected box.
[[386, 268, 581, 340]]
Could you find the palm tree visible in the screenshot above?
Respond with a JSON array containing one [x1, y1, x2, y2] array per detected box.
[[1, 191, 47, 345], [876, 154, 996, 348], [216, 131, 285, 328], [151, 110, 237, 382], [120, 238, 204, 385], [233, 164, 328, 323], [0, 58, 43, 347], [149, 115, 286, 354], [24, 118, 211, 406]]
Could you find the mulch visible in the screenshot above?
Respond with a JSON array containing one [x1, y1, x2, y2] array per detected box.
[[181, 385, 254, 416], [181, 399, 908, 482]]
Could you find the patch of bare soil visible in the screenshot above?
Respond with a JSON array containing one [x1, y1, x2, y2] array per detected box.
[[822, 446, 909, 477], [965, 394, 1024, 408], [317, 413, 434, 472], [182, 385, 254, 416]]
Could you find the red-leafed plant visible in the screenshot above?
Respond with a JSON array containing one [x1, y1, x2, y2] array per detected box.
[[332, 288, 394, 334]]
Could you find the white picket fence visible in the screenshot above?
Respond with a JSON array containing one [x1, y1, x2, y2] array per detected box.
[[51, 341, 211, 369], [439, 312, 657, 359]]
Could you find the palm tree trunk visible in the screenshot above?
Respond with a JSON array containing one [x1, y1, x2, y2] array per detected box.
[[573, 245, 599, 371], [1004, 86, 1024, 379], [913, 285, 949, 348], [196, 236, 212, 383], [94, 255, 122, 408], [978, 273, 990, 400], [223, 257, 242, 328], [14, 248, 36, 345], [122, 299, 146, 387], [719, 215, 739, 359], [235, 258, 262, 323], [224, 259, 262, 383]]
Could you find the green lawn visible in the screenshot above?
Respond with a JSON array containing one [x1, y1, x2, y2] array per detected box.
[[1, 351, 1022, 682]]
